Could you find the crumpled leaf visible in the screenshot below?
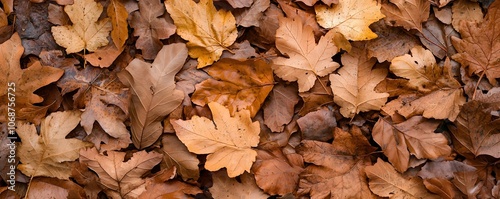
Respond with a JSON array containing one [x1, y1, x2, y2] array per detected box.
[[210, 170, 269, 199], [80, 148, 163, 199], [51, 0, 112, 53], [0, 33, 64, 124], [297, 127, 377, 198], [382, 0, 430, 32], [451, 0, 500, 85], [366, 158, 440, 198], [118, 43, 186, 149], [107, 0, 128, 49], [315, 0, 385, 40], [330, 43, 389, 118], [171, 102, 260, 177], [192, 58, 273, 118], [17, 111, 92, 179], [273, 16, 339, 92], [165, 0, 238, 68]]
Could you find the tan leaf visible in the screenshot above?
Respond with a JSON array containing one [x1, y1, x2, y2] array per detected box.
[[17, 111, 92, 179], [107, 0, 128, 49], [330, 43, 389, 118], [234, 0, 270, 27], [51, 0, 112, 53], [366, 21, 419, 62], [85, 40, 125, 68], [191, 58, 274, 118], [165, 0, 238, 68], [366, 158, 439, 198], [417, 14, 459, 59], [451, 0, 483, 32], [418, 161, 476, 180], [298, 76, 333, 116], [138, 167, 202, 199], [382, 0, 430, 32], [263, 83, 300, 132], [160, 134, 200, 180], [297, 107, 336, 141], [451, 0, 500, 85], [273, 16, 339, 92], [27, 177, 86, 199], [297, 127, 377, 198], [210, 170, 269, 199], [277, 0, 323, 37], [118, 43, 186, 149], [79, 148, 163, 199], [171, 102, 260, 177], [452, 171, 483, 198], [315, 0, 384, 40], [226, 0, 253, 8], [423, 178, 463, 199], [0, 33, 64, 124]]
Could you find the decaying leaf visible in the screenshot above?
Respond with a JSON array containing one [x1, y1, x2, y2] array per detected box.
[[366, 21, 419, 62], [210, 170, 269, 199], [17, 111, 92, 179], [161, 134, 200, 180], [171, 102, 260, 177], [107, 0, 128, 49], [382, 0, 430, 32], [273, 16, 339, 92], [263, 83, 300, 132], [165, 0, 238, 68], [138, 167, 202, 198], [451, 0, 483, 32], [234, 0, 270, 27], [191, 58, 274, 118], [118, 43, 186, 149], [51, 0, 112, 53], [315, 0, 385, 40]]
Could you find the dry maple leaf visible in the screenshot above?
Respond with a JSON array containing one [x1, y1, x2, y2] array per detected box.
[[273, 16, 339, 92], [0, 33, 64, 125], [107, 0, 128, 49], [130, 0, 175, 60], [79, 147, 163, 199], [381, 0, 430, 32], [451, 0, 483, 32], [118, 43, 186, 149], [329, 43, 389, 118], [373, 116, 452, 172], [448, 101, 500, 158], [277, 0, 323, 37], [160, 134, 200, 180], [365, 158, 440, 198], [51, 0, 112, 53], [165, 0, 238, 68], [17, 111, 92, 179], [451, 0, 500, 85], [191, 58, 274, 118], [315, 0, 384, 41], [171, 102, 260, 177], [209, 170, 269, 199], [297, 127, 377, 198]]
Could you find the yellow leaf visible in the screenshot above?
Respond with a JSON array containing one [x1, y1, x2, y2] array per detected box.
[[51, 0, 112, 53], [315, 0, 384, 41], [107, 0, 128, 49], [165, 0, 237, 68], [17, 111, 92, 179], [273, 16, 340, 92], [330, 44, 389, 118], [171, 102, 260, 177]]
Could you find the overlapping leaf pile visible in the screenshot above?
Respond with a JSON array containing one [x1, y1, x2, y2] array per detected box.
[[1, 0, 500, 198]]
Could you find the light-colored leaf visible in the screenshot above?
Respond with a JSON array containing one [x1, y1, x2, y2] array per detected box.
[[161, 134, 200, 180], [107, 0, 128, 49], [210, 170, 269, 199]]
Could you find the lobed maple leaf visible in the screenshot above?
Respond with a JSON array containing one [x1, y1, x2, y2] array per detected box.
[[118, 43, 186, 149], [165, 0, 238, 68], [273, 16, 339, 92], [171, 102, 260, 177], [17, 111, 92, 179], [51, 0, 112, 53]]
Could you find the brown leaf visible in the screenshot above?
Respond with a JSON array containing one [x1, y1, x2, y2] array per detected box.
[[84, 123, 131, 152], [277, 0, 323, 37], [48, 4, 70, 26], [234, 0, 269, 27], [418, 14, 459, 59], [297, 127, 377, 198], [209, 170, 269, 199], [418, 161, 476, 180], [297, 107, 336, 142], [79, 148, 163, 198], [118, 43, 186, 149], [192, 58, 274, 118], [452, 171, 483, 198], [263, 83, 300, 132], [175, 59, 210, 106], [85, 39, 125, 68], [451, 0, 483, 32], [423, 178, 463, 199], [138, 167, 202, 199], [107, 0, 128, 49], [433, 6, 452, 24], [160, 134, 200, 180], [382, 0, 430, 32], [27, 177, 86, 199], [366, 21, 419, 62], [298, 76, 333, 116], [226, 0, 253, 8], [130, 0, 175, 60]]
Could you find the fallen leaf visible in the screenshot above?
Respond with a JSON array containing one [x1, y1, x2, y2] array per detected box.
[[85, 40, 125, 68], [226, 0, 253, 8], [365, 158, 439, 198], [423, 178, 462, 199], [27, 177, 86, 199], [191, 58, 274, 118], [210, 170, 269, 199], [0, 33, 64, 124], [366, 21, 419, 62], [138, 167, 202, 199], [80, 148, 162, 198], [51, 0, 112, 53], [171, 102, 260, 177], [451, 0, 483, 32], [165, 0, 238, 68], [297, 127, 376, 198], [297, 107, 336, 141], [330, 43, 389, 118], [107, 0, 128, 49], [234, 0, 270, 27], [451, 0, 500, 85], [129, 0, 175, 60], [433, 6, 452, 24], [263, 83, 299, 132], [452, 171, 483, 198], [418, 160, 476, 180], [118, 43, 186, 149], [298, 76, 333, 116], [273, 16, 339, 92], [418, 14, 459, 59], [17, 111, 92, 179], [220, 41, 259, 61], [175, 59, 210, 106], [48, 3, 70, 26], [161, 134, 200, 180], [315, 0, 384, 40], [84, 123, 131, 152], [382, 0, 430, 32], [277, 0, 323, 37]]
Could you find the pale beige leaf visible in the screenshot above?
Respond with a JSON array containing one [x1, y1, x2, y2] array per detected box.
[[315, 0, 385, 40], [118, 43, 186, 149], [210, 170, 269, 199], [451, 0, 483, 32], [171, 102, 260, 177], [273, 16, 339, 92], [161, 134, 200, 180]]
